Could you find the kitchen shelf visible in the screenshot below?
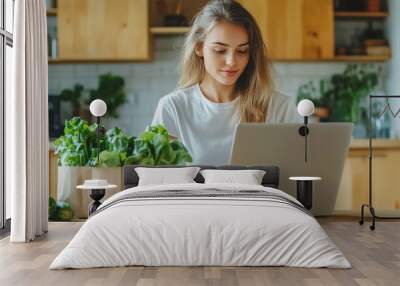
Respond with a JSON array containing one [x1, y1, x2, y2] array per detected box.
[[272, 55, 390, 62], [48, 58, 151, 63], [334, 11, 389, 18], [46, 8, 57, 16], [332, 55, 390, 61], [150, 27, 191, 35], [49, 55, 389, 64]]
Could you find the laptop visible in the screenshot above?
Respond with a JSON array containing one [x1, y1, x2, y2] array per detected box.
[[229, 123, 353, 216]]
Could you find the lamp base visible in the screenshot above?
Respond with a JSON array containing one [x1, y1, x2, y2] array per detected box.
[[298, 125, 309, 136], [88, 189, 105, 216]]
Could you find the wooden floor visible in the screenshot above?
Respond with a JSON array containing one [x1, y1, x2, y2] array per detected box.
[[0, 219, 399, 286]]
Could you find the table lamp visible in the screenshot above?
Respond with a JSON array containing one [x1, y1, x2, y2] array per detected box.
[[297, 99, 315, 162], [89, 99, 107, 165]]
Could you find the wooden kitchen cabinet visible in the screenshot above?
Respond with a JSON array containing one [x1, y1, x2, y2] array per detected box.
[[49, 150, 58, 200], [335, 140, 400, 215], [238, 0, 334, 60], [57, 0, 150, 61]]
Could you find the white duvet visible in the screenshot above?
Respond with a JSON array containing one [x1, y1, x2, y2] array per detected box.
[[50, 183, 351, 269]]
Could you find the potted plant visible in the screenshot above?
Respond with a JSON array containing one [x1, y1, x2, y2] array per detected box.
[[86, 73, 127, 119], [60, 84, 87, 119], [59, 73, 127, 125], [297, 80, 331, 121], [297, 64, 380, 123]]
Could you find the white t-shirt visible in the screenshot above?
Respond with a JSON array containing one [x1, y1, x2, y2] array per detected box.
[[152, 83, 301, 165]]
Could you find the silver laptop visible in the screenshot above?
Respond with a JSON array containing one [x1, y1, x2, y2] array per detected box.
[[229, 123, 353, 216]]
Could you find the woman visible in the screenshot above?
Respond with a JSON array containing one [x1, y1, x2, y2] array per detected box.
[[152, 0, 300, 165]]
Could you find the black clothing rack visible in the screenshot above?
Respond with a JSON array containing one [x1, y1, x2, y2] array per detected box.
[[359, 95, 400, 230]]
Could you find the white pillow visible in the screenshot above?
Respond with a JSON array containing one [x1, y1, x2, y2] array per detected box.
[[135, 167, 201, 186], [200, 169, 266, 185]]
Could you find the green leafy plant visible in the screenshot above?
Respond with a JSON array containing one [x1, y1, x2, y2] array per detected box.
[[54, 117, 98, 166], [60, 84, 86, 117], [54, 118, 192, 167], [297, 64, 379, 122], [98, 127, 135, 167], [55, 202, 74, 221], [48, 197, 74, 221], [86, 73, 127, 118], [127, 125, 193, 166], [297, 80, 331, 107], [49, 197, 57, 219], [59, 73, 127, 120]]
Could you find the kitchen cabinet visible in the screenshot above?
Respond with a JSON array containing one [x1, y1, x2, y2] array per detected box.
[[49, 150, 58, 200], [238, 0, 334, 60], [57, 0, 150, 61], [335, 140, 400, 216]]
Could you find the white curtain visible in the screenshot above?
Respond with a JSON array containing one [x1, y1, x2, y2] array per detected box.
[[7, 0, 49, 242]]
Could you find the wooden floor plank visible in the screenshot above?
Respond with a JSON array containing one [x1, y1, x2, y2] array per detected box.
[[0, 219, 399, 286]]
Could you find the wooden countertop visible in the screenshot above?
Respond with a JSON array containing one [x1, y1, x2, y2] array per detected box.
[[49, 139, 400, 152], [350, 139, 400, 149]]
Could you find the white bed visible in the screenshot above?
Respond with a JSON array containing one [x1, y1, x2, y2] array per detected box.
[[50, 182, 351, 269]]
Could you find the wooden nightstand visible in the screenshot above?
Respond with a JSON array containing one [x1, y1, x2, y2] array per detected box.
[[77, 183, 117, 216]]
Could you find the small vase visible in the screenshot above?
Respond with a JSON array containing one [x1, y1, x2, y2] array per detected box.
[[314, 107, 330, 120]]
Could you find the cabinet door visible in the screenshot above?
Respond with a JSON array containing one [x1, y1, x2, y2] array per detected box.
[[58, 0, 150, 61], [239, 0, 334, 60], [336, 149, 400, 214], [49, 150, 58, 200]]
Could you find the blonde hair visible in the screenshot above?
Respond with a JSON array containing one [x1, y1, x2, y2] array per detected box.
[[178, 0, 274, 122]]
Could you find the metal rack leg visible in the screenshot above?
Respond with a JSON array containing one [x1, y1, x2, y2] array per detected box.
[[369, 206, 376, 231], [359, 204, 376, 231], [359, 204, 366, 225]]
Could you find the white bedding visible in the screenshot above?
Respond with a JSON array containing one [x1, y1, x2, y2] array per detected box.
[[50, 183, 351, 269]]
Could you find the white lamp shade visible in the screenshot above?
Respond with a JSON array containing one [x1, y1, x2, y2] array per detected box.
[[297, 99, 315, 117], [89, 99, 107, 117]]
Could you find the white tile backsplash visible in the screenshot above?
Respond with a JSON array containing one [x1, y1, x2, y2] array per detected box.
[[49, 36, 389, 137], [73, 64, 99, 76]]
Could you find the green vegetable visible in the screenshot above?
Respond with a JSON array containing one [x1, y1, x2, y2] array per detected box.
[[99, 124, 192, 166], [54, 117, 99, 166], [55, 202, 74, 221], [129, 125, 192, 166], [99, 150, 122, 167], [55, 118, 192, 167], [49, 197, 57, 220]]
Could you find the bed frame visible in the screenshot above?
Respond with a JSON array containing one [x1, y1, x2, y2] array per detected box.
[[123, 165, 279, 190]]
